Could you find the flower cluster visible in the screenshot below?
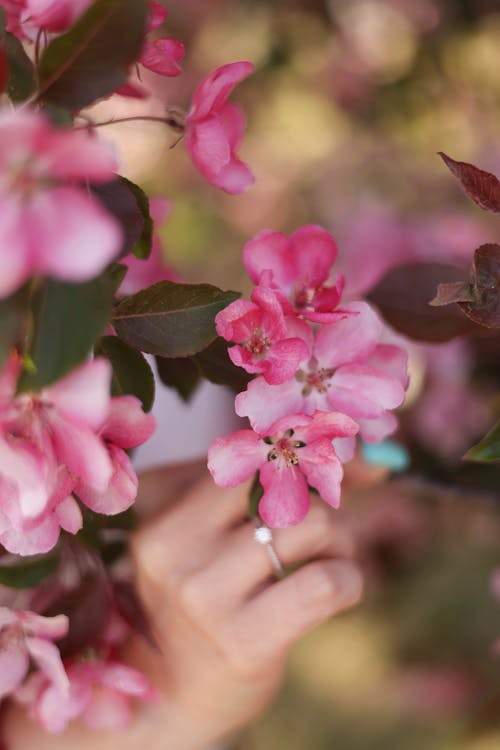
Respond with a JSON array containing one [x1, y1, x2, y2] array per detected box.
[[0, 355, 155, 556], [208, 225, 409, 527], [0, 0, 412, 734]]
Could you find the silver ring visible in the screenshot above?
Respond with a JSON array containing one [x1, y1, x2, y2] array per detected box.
[[253, 519, 284, 578]]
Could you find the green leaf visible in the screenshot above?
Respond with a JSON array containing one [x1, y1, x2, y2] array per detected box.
[[0, 288, 26, 369], [464, 421, 500, 463], [0, 554, 59, 589], [248, 473, 263, 518], [91, 179, 148, 260], [113, 281, 240, 358], [38, 0, 148, 109], [0, 8, 6, 34], [108, 263, 128, 294], [120, 177, 153, 259], [19, 275, 113, 391], [99, 335, 155, 411], [2, 31, 35, 101], [156, 355, 200, 402], [195, 336, 252, 391]]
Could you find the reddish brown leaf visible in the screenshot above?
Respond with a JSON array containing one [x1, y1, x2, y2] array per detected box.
[[367, 263, 483, 342], [459, 244, 500, 328], [0, 44, 8, 94], [439, 152, 500, 213]]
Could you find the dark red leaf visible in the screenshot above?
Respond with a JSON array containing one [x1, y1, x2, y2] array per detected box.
[[0, 44, 8, 94], [459, 244, 500, 328], [439, 152, 500, 213], [367, 263, 483, 342]]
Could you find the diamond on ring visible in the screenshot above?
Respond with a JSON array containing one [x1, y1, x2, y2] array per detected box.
[[254, 525, 273, 545]]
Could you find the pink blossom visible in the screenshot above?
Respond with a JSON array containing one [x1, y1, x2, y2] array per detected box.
[[184, 61, 255, 194], [24, 0, 93, 32], [243, 225, 348, 322], [235, 301, 408, 442], [0, 607, 68, 700], [139, 1, 184, 77], [0, 109, 121, 298], [215, 285, 310, 384], [1, 0, 26, 37], [208, 411, 358, 527], [76, 395, 156, 515], [120, 198, 181, 295], [0, 357, 155, 555], [17, 656, 155, 733]]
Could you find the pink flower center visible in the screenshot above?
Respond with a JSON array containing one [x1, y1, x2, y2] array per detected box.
[[293, 282, 317, 310], [243, 327, 272, 356], [295, 357, 334, 396], [265, 428, 305, 468], [4, 155, 50, 199], [0, 625, 23, 650]]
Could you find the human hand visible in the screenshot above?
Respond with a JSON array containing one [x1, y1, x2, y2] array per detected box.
[[5, 465, 363, 750]]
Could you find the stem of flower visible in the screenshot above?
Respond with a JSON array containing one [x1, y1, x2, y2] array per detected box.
[[73, 115, 177, 130]]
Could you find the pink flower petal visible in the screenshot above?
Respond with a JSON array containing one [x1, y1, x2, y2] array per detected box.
[[44, 359, 111, 431], [0, 437, 50, 522], [18, 611, 68, 641], [0, 639, 29, 698], [298, 410, 359, 444], [299, 440, 344, 509], [42, 129, 117, 182], [46, 411, 113, 493], [217, 102, 246, 150], [209, 155, 255, 195], [243, 230, 291, 287], [329, 365, 405, 418], [215, 298, 260, 342], [25, 637, 69, 695], [259, 461, 310, 527], [147, 0, 166, 31], [250, 285, 288, 340], [315, 301, 381, 368], [208, 430, 265, 486], [26, 0, 92, 31], [189, 61, 255, 121], [235, 377, 303, 433], [289, 225, 338, 288], [98, 663, 154, 698], [186, 116, 231, 178], [0, 511, 61, 555], [357, 411, 398, 443], [364, 343, 409, 389], [263, 338, 309, 384], [0, 195, 31, 297], [55, 495, 83, 534], [30, 187, 122, 282], [77, 445, 137, 515], [0, 352, 21, 407], [82, 686, 132, 730], [141, 37, 184, 76], [102, 396, 156, 448]]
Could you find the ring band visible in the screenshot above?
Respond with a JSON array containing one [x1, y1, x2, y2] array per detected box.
[[253, 518, 284, 578]]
